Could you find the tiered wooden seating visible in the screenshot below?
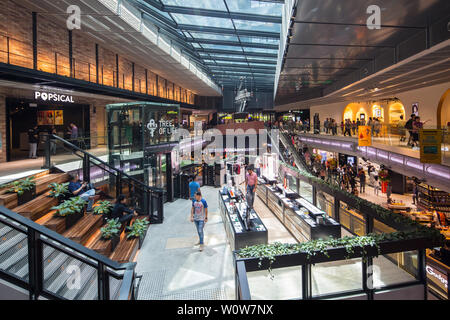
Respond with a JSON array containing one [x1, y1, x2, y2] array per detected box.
[[0, 173, 69, 209], [88, 231, 114, 257], [42, 210, 69, 234], [13, 192, 58, 221], [62, 214, 103, 245], [109, 237, 139, 263]]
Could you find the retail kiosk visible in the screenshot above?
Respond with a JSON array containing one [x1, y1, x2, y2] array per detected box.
[[219, 186, 268, 250]]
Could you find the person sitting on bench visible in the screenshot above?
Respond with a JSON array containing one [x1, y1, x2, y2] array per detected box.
[[68, 174, 97, 212], [110, 194, 138, 227]]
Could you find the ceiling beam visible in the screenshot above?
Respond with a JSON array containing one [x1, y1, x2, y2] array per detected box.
[[197, 48, 278, 58], [178, 24, 280, 38], [201, 56, 277, 64], [163, 5, 282, 23], [186, 38, 279, 50], [206, 63, 276, 70]]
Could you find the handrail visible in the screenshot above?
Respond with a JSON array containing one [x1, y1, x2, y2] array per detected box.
[[47, 134, 164, 195], [0, 205, 134, 271]]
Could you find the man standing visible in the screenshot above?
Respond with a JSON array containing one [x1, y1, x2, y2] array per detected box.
[[245, 166, 258, 208], [188, 177, 200, 200], [191, 192, 208, 252], [358, 168, 366, 194], [28, 125, 39, 159]]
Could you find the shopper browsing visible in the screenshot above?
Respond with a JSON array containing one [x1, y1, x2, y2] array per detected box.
[[245, 166, 258, 208], [190, 192, 208, 252]]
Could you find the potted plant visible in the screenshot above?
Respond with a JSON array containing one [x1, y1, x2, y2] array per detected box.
[[100, 218, 122, 251], [7, 177, 36, 205], [126, 218, 150, 248], [48, 182, 70, 203], [93, 200, 113, 224], [52, 196, 86, 230]]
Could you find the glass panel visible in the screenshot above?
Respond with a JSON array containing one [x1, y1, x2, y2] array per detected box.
[[247, 266, 302, 300], [226, 0, 283, 16], [234, 20, 281, 33], [42, 242, 98, 300], [0, 221, 28, 282], [311, 258, 363, 297], [299, 181, 313, 203], [171, 13, 233, 28], [161, 0, 227, 11], [109, 273, 124, 300], [372, 251, 418, 288]]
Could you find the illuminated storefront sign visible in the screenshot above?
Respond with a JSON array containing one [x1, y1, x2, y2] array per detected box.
[[35, 91, 75, 103], [146, 119, 175, 137], [426, 265, 448, 291], [419, 129, 442, 164]]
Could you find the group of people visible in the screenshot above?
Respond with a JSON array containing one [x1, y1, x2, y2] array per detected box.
[[27, 123, 79, 159], [68, 173, 138, 227]]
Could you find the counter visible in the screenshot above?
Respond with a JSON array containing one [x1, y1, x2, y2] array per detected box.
[[257, 181, 341, 242], [219, 189, 268, 250]]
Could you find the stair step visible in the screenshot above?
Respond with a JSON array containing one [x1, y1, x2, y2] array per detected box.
[[0, 232, 27, 256], [43, 212, 66, 234], [14, 193, 58, 221], [45, 257, 84, 295], [63, 214, 103, 245], [14, 246, 55, 279], [109, 237, 139, 264], [57, 263, 97, 300], [76, 273, 99, 300]]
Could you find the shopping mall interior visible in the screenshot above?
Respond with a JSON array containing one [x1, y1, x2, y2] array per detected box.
[[0, 0, 449, 303]]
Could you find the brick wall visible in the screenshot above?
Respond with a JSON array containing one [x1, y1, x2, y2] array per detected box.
[[118, 56, 133, 91], [0, 0, 33, 68], [98, 46, 116, 87], [134, 64, 146, 94], [72, 30, 96, 81], [37, 14, 69, 75]]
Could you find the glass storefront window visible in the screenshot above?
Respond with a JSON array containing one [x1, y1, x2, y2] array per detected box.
[[317, 191, 334, 219], [339, 202, 366, 236]]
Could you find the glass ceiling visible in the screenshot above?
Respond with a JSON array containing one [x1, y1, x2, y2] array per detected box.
[[134, 0, 283, 90]]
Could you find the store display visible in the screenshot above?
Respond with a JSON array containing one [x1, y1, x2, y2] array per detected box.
[[219, 187, 268, 250]]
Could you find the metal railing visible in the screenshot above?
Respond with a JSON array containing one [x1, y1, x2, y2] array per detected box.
[[43, 134, 164, 224], [0, 205, 135, 300]]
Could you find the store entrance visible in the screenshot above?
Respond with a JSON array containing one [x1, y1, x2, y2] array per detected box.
[[6, 98, 90, 162], [145, 152, 173, 203]]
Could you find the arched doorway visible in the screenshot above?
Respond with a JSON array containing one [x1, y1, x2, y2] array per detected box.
[[437, 88, 450, 129], [388, 102, 406, 125], [371, 104, 385, 122], [343, 103, 368, 121]]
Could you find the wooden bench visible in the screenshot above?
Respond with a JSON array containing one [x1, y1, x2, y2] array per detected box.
[[109, 237, 139, 263], [62, 214, 103, 245], [88, 232, 114, 257], [42, 211, 69, 234], [0, 173, 69, 209], [13, 192, 58, 221]]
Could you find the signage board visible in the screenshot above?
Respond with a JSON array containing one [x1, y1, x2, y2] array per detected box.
[[358, 126, 372, 147], [419, 129, 442, 164], [35, 91, 74, 103]]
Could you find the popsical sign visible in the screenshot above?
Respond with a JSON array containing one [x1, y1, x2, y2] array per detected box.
[[419, 129, 442, 164], [35, 91, 74, 103], [358, 126, 372, 147]]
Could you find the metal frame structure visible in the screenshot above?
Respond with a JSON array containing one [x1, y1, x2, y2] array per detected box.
[[133, 0, 282, 90]]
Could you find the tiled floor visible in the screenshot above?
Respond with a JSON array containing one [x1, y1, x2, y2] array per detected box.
[[136, 186, 236, 300]]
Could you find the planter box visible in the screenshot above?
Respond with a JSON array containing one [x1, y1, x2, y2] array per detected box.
[[110, 234, 120, 252], [65, 210, 84, 230], [17, 187, 36, 206]]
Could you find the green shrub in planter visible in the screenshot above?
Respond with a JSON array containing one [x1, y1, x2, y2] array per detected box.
[[100, 218, 122, 240], [52, 196, 86, 217], [48, 182, 70, 200], [7, 177, 36, 196], [126, 218, 150, 239], [93, 201, 113, 216]]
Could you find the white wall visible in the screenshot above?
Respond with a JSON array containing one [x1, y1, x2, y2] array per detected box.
[[308, 82, 450, 126]]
